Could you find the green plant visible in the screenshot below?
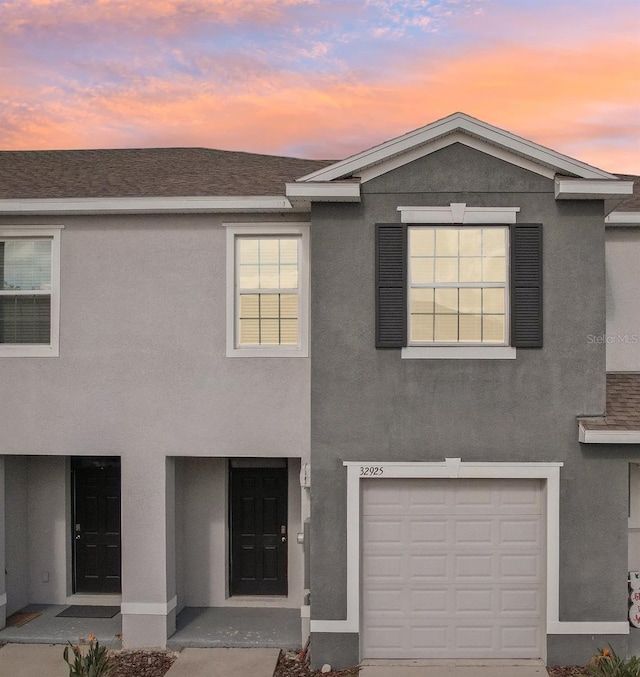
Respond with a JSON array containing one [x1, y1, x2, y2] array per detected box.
[[63, 634, 113, 677], [589, 645, 640, 677]]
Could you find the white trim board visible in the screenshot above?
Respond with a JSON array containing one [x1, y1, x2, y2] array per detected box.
[[401, 346, 516, 360], [398, 203, 519, 225], [0, 196, 295, 215], [120, 597, 177, 616], [606, 212, 640, 227], [310, 459, 626, 638], [555, 178, 634, 201], [579, 422, 640, 444]]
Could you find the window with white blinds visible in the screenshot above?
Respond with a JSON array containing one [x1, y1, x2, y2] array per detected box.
[[408, 226, 509, 345], [226, 224, 309, 358], [237, 237, 300, 346], [0, 228, 61, 357]]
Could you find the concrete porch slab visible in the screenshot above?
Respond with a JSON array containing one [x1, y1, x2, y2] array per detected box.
[[360, 659, 548, 677], [0, 643, 68, 677], [168, 607, 300, 650], [165, 648, 280, 677], [0, 604, 121, 646]]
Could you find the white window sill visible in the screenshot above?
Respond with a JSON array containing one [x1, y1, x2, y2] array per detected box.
[[0, 344, 59, 358], [401, 346, 516, 360], [227, 346, 308, 358]]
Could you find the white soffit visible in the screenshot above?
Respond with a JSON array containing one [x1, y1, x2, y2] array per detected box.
[[606, 211, 640, 227], [0, 196, 294, 215], [555, 178, 634, 200], [296, 112, 618, 184]]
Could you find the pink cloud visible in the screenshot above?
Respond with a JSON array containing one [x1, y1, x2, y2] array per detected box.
[[0, 1, 638, 174], [1, 0, 318, 36]]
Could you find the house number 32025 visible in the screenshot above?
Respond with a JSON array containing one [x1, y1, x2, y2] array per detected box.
[[359, 466, 384, 476]]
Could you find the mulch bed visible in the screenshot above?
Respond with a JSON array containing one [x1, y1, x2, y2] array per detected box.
[[102, 648, 360, 677], [107, 650, 178, 677], [63, 647, 595, 677], [274, 650, 360, 677]]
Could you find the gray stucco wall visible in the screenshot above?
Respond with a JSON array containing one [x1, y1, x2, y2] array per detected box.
[[175, 457, 303, 608], [309, 143, 626, 666], [0, 213, 309, 460]]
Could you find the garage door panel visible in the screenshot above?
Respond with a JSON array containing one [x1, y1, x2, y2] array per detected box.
[[409, 554, 448, 579], [365, 589, 405, 613], [363, 552, 404, 579], [363, 517, 404, 543], [455, 589, 494, 614], [455, 625, 494, 651], [409, 518, 448, 542], [499, 482, 543, 510], [455, 518, 494, 544], [501, 624, 542, 652], [454, 553, 493, 577], [365, 625, 407, 651], [500, 588, 541, 614], [410, 589, 448, 613], [500, 518, 541, 544], [500, 553, 541, 578], [361, 478, 545, 659], [410, 626, 449, 650]]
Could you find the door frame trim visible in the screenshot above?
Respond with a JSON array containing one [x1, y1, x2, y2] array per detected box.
[[311, 460, 627, 638]]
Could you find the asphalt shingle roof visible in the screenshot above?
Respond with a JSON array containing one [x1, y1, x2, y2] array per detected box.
[[0, 148, 334, 199], [0, 148, 636, 210], [580, 372, 640, 431]]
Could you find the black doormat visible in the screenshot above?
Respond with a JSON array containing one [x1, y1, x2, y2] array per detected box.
[[56, 605, 120, 619]]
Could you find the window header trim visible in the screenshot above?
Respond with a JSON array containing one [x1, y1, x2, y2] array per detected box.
[[398, 203, 520, 225]]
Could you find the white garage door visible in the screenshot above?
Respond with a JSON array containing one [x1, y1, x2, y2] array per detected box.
[[361, 478, 545, 659]]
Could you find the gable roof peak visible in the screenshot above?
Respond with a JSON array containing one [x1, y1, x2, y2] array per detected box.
[[296, 112, 619, 184]]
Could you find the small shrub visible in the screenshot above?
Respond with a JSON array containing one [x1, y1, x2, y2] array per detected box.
[[63, 634, 113, 677], [589, 646, 640, 677]]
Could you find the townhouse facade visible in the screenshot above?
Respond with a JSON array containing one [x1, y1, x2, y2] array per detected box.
[[0, 113, 638, 667]]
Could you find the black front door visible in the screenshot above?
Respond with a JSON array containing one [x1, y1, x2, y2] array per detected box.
[[230, 466, 288, 595], [72, 457, 121, 594]]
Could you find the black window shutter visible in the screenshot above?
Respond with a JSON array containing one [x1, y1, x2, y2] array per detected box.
[[376, 223, 407, 348], [511, 224, 543, 348]]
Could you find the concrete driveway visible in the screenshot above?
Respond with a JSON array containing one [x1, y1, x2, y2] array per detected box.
[[359, 659, 548, 676]]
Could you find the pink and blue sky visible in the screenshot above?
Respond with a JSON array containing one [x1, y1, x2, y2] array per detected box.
[[1, 0, 639, 172]]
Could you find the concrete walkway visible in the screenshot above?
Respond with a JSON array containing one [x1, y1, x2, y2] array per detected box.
[[0, 644, 67, 677], [0, 643, 280, 677], [165, 648, 280, 676], [360, 659, 548, 676]]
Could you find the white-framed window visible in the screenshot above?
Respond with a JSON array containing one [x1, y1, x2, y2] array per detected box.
[[0, 227, 62, 357], [226, 224, 309, 357], [408, 225, 509, 346]]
